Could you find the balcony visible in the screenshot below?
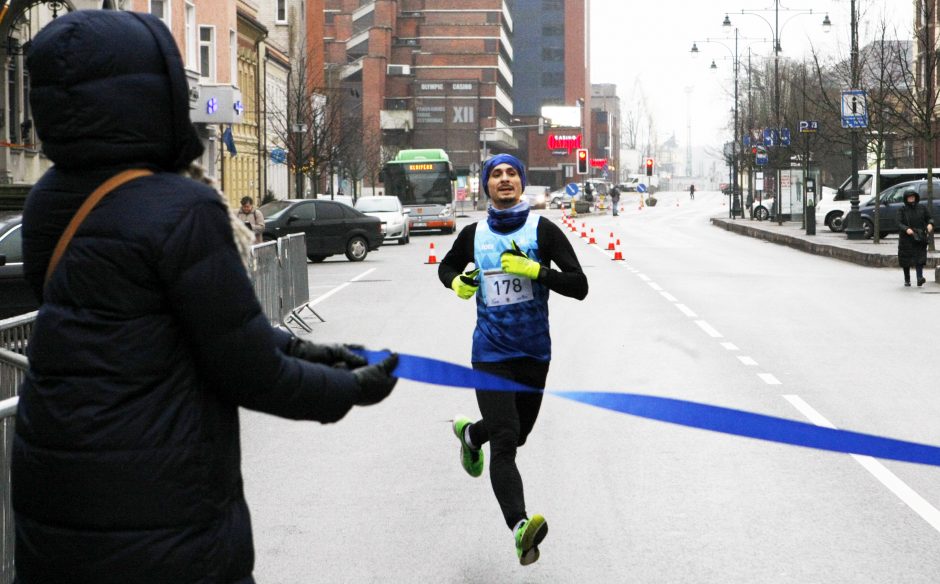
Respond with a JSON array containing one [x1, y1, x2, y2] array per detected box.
[[380, 110, 414, 132]]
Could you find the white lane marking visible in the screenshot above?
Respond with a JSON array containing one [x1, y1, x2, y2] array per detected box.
[[660, 291, 678, 302], [721, 342, 740, 351], [648, 282, 663, 291], [737, 356, 759, 366], [638, 274, 651, 282], [309, 268, 374, 306], [783, 394, 940, 534], [694, 320, 723, 338], [757, 373, 781, 385], [675, 304, 698, 318], [350, 268, 377, 282]]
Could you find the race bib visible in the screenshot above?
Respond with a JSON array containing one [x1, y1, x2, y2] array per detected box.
[[482, 270, 533, 307]]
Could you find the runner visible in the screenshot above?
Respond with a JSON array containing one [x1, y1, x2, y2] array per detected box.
[[438, 153, 589, 565]]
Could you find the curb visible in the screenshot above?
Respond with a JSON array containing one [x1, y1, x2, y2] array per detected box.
[[710, 217, 906, 268]]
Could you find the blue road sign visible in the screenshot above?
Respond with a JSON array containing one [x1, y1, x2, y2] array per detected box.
[[763, 128, 777, 147], [743, 135, 751, 147], [637, 183, 648, 193], [565, 183, 580, 196], [779, 128, 791, 146], [756, 152, 768, 166], [841, 90, 869, 128], [799, 120, 818, 133], [270, 147, 287, 164]]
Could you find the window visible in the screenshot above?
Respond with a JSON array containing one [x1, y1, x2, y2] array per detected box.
[[149, 0, 169, 24], [293, 203, 317, 220], [184, 3, 196, 69], [276, 0, 287, 22], [541, 72, 564, 87], [230, 30, 237, 86], [0, 225, 23, 263], [541, 47, 564, 62], [316, 202, 344, 220], [199, 26, 216, 82]]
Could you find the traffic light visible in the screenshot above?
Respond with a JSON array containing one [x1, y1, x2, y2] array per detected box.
[[645, 158, 654, 176], [576, 148, 588, 175]]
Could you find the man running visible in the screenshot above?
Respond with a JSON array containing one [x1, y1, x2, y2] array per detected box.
[[438, 153, 588, 565], [689, 184, 696, 200]]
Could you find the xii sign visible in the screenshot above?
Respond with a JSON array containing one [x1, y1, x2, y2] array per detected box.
[[452, 106, 475, 124]]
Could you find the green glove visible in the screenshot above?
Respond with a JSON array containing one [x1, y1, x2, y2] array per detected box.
[[451, 268, 480, 299], [500, 240, 542, 280]]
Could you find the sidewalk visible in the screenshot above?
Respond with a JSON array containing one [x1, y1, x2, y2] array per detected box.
[[710, 216, 940, 273]]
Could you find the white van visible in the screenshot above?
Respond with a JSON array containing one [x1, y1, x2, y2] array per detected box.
[[819, 168, 932, 231]]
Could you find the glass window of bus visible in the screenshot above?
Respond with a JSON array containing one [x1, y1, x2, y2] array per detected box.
[[356, 197, 400, 213], [384, 163, 453, 205]]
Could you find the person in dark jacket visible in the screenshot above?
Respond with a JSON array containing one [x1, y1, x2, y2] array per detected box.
[[438, 154, 588, 566], [12, 11, 398, 584], [896, 189, 934, 287]]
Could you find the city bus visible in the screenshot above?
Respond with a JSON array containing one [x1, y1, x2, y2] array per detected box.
[[380, 148, 457, 234]]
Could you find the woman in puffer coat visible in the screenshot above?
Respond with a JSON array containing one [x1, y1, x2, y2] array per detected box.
[[13, 10, 397, 583], [896, 189, 934, 287]]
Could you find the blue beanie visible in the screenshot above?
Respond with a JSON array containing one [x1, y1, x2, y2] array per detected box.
[[482, 154, 527, 197]]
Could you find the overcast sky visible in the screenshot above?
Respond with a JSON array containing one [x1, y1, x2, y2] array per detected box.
[[589, 0, 914, 156]]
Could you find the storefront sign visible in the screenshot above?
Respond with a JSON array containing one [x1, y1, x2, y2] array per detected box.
[[546, 134, 582, 153]]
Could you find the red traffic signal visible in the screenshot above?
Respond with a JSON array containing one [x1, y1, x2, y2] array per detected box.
[[576, 148, 589, 174], [645, 158, 654, 176]]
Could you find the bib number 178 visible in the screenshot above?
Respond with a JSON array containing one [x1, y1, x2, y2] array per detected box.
[[483, 270, 534, 307]]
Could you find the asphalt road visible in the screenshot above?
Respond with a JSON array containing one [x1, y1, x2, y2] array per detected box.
[[240, 190, 940, 583]]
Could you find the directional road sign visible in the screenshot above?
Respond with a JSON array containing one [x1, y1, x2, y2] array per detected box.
[[565, 183, 580, 196], [779, 128, 791, 147], [841, 90, 868, 128], [763, 128, 777, 147], [636, 183, 648, 193]]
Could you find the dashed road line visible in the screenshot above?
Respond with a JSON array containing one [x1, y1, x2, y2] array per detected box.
[[720, 342, 740, 351], [648, 282, 663, 291], [660, 291, 678, 302], [783, 394, 940, 534], [309, 268, 375, 306], [757, 373, 781, 385], [638, 274, 651, 282], [675, 303, 697, 318], [694, 320, 723, 338], [737, 356, 758, 366]]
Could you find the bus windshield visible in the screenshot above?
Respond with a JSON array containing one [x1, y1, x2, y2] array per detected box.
[[382, 162, 453, 206]]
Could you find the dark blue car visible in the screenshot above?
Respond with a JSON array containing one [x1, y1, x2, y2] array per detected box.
[[859, 179, 940, 238]]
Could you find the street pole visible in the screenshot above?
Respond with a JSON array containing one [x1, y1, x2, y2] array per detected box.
[[844, 0, 864, 239], [733, 27, 741, 219], [774, 0, 783, 225]]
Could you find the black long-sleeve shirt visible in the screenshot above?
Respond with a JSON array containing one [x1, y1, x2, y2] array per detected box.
[[438, 216, 589, 300]]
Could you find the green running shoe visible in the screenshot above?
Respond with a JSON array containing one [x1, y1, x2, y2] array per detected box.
[[452, 416, 484, 477], [514, 514, 548, 566]]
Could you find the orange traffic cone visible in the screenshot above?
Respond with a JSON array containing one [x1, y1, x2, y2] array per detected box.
[[606, 232, 615, 251], [612, 242, 624, 261], [588, 229, 597, 245], [425, 242, 438, 264]]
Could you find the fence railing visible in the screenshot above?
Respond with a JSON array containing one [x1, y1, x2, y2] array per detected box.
[[0, 233, 317, 582]]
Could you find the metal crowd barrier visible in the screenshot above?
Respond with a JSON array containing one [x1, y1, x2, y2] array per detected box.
[[250, 233, 322, 332], [0, 233, 318, 580], [0, 314, 31, 584]]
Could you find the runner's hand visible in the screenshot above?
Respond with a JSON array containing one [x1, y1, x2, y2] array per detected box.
[[287, 338, 368, 368], [451, 269, 480, 299], [352, 353, 399, 405], [500, 240, 542, 280]]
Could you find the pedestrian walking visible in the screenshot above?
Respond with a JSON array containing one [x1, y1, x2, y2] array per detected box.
[[746, 192, 754, 219], [237, 196, 265, 243], [689, 184, 696, 200], [13, 11, 398, 583], [610, 184, 621, 216], [438, 153, 588, 566], [897, 189, 934, 287]]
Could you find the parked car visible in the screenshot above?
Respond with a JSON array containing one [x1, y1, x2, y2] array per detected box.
[[522, 185, 550, 209], [820, 168, 932, 232], [858, 179, 940, 238], [0, 212, 38, 319], [260, 199, 383, 262], [355, 196, 410, 244]]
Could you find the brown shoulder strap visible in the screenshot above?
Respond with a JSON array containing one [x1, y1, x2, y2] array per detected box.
[[44, 169, 154, 284]]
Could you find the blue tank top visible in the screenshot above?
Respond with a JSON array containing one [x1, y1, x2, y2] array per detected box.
[[472, 213, 551, 362]]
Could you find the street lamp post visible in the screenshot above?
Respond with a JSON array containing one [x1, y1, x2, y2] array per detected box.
[[724, 3, 827, 225], [843, 0, 865, 240]]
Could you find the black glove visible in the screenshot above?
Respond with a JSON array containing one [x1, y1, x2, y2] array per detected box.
[[352, 353, 399, 406], [287, 338, 368, 369]]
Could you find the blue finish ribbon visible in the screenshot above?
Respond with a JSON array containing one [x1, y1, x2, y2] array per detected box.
[[360, 350, 940, 468]]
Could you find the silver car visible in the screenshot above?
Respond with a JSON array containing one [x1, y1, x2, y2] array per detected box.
[[355, 196, 410, 244]]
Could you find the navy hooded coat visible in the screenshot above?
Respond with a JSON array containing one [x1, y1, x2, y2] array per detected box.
[[12, 11, 361, 583]]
